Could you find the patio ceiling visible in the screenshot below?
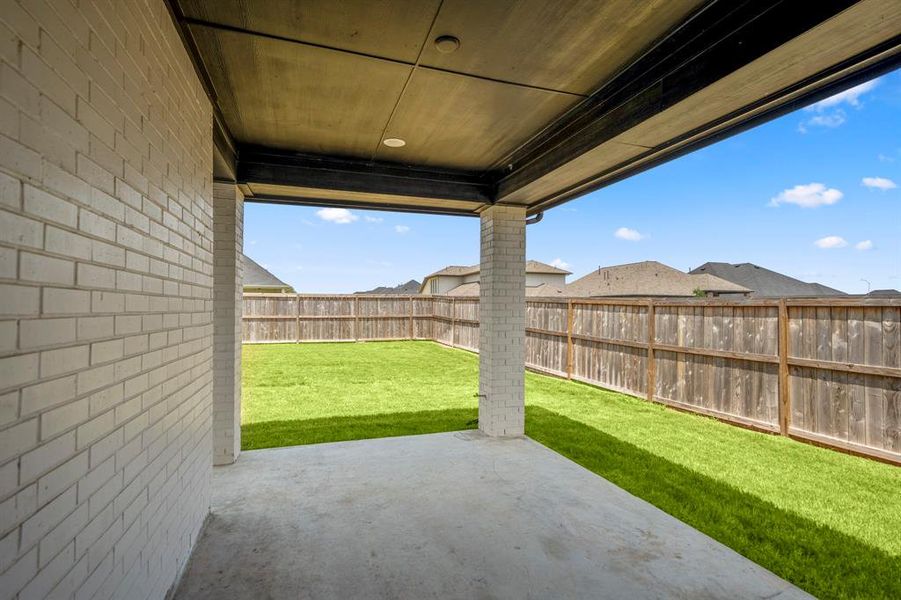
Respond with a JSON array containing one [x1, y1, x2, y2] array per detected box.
[[168, 0, 901, 216]]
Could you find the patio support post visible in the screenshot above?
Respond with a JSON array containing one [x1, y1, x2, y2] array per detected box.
[[213, 182, 244, 465], [478, 205, 527, 437]]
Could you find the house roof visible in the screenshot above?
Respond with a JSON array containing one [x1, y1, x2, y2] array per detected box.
[[867, 288, 901, 298], [425, 260, 570, 280], [445, 282, 480, 296], [689, 262, 845, 298], [243, 255, 292, 290], [566, 261, 749, 298], [445, 282, 566, 297], [356, 280, 422, 295]]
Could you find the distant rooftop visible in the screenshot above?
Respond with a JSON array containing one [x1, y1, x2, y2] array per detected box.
[[425, 260, 571, 279], [866, 289, 901, 298], [243, 256, 293, 292], [567, 261, 750, 298], [356, 280, 422, 295], [689, 262, 845, 298]]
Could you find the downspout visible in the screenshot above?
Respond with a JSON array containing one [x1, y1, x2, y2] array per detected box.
[[525, 212, 543, 225]]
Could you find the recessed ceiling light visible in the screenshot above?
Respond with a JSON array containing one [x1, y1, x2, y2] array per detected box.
[[434, 35, 460, 54], [383, 138, 406, 148]]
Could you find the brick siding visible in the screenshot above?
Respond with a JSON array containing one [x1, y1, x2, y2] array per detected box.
[[0, 1, 214, 598], [478, 205, 526, 437]]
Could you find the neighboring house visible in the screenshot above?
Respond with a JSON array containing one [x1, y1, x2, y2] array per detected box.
[[689, 262, 845, 297], [243, 256, 294, 293], [865, 289, 901, 298], [567, 261, 750, 298], [440, 281, 566, 297], [356, 280, 422, 295], [420, 261, 569, 296]]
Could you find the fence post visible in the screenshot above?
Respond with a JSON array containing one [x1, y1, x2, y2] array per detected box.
[[408, 296, 414, 340], [295, 293, 300, 343], [778, 299, 790, 435], [451, 297, 457, 348], [647, 300, 656, 403], [353, 295, 359, 341], [566, 300, 574, 379]]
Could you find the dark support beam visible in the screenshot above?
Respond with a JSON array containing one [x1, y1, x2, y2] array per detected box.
[[237, 146, 493, 203], [241, 193, 480, 218], [213, 116, 236, 181], [496, 0, 864, 201]]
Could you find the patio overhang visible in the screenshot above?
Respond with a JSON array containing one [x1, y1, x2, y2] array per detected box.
[[169, 0, 901, 217]]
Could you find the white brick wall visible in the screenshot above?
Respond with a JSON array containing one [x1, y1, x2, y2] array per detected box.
[[0, 1, 214, 598], [478, 205, 526, 437], [212, 183, 242, 466]]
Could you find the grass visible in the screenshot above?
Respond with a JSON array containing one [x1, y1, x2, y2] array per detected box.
[[242, 341, 901, 600]]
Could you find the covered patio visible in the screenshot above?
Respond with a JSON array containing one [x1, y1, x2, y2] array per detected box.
[[174, 432, 810, 600], [1, 1, 899, 599], [186, 0, 901, 460]]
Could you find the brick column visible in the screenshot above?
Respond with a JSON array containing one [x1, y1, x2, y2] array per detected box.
[[479, 205, 526, 437], [213, 183, 244, 465]]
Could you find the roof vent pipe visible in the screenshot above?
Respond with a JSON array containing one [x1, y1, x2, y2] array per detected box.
[[525, 212, 543, 226]]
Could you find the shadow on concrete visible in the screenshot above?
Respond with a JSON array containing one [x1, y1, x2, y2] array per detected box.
[[524, 405, 900, 600]]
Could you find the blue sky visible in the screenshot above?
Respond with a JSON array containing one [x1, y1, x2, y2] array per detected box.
[[245, 69, 901, 294]]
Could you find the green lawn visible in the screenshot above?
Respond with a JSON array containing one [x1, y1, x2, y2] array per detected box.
[[242, 341, 901, 600]]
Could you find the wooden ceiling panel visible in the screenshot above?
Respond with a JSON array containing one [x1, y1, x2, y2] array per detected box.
[[422, 0, 705, 94], [179, 0, 440, 62], [374, 69, 581, 170], [190, 26, 411, 157]]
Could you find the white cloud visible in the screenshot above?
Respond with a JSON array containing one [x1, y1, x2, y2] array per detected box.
[[877, 153, 895, 163], [808, 80, 878, 110], [799, 79, 878, 132], [316, 207, 358, 224], [394, 225, 410, 234], [769, 183, 842, 208], [855, 240, 873, 251], [862, 176, 897, 191], [798, 110, 846, 133], [364, 215, 384, 223], [814, 236, 848, 249], [614, 227, 646, 241], [549, 258, 570, 270]]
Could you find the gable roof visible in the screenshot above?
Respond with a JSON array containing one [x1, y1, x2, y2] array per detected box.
[[243, 255, 292, 290], [566, 261, 749, 297], [424, 260, 570, 280], [689, 262, 845, 297]]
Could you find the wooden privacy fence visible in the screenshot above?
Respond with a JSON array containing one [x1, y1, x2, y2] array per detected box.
[[243, 293, 901, 464]]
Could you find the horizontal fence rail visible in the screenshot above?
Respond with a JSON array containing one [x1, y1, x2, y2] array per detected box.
[[243, 293, 901, 465]]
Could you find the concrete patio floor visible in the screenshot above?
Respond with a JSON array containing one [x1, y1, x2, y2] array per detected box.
[[174, 431, 811, 599]]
